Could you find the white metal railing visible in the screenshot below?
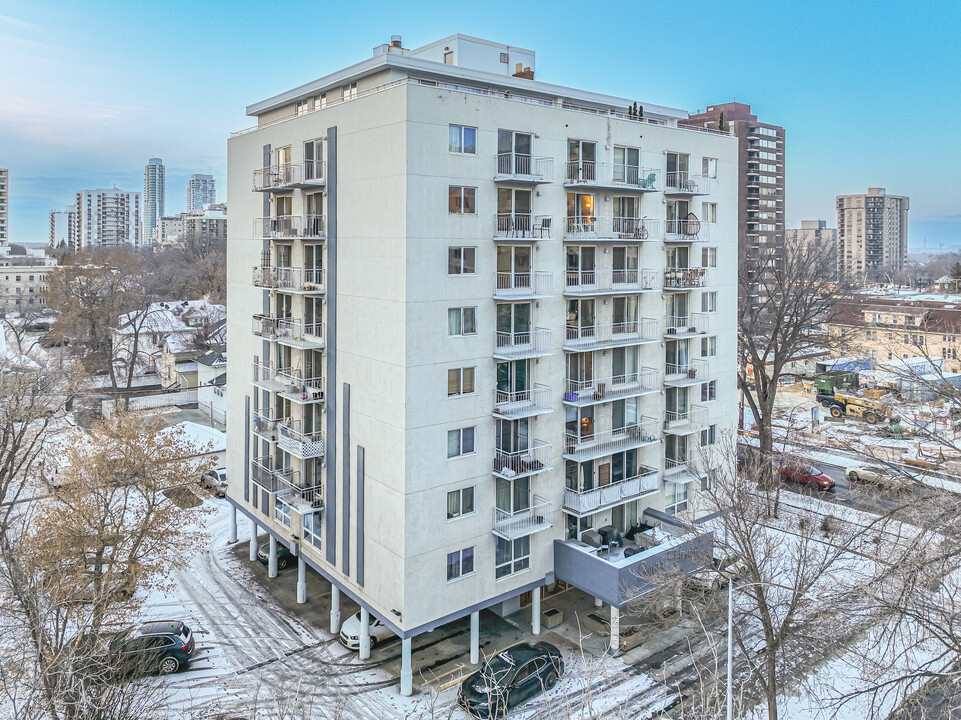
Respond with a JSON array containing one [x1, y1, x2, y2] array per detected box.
[[493, 327, 553, 359], [492, 495, 553, 541], [253, 266, 325, 293], [252, 361, 279, 388], [496, 153, 553, 181], [564, 318, 659, 349], [303, 159, 326, 183], [565, 268, 658, 293], [251, 411, 284, 441], [564, 417, 660, 458], [564, 367, 659, 403], [563, 467, 659, 514], [494, 271, 552, 297], [253, 163, 302, 190], [493, 383, 552, 418], [254, 214, 326, 239], [664, 267, 708, 289], [611, 217, 660, 239], [665, 358, 708, 381], [250, 457, 300, 493], [492, 439, 553, 478], [665, 312, 710, 334], [277, 371, 325, 401], [564, 216, 660, 240], [665, 404, 709, 428], [665, 219, 704, 240], [494, 213, 553, 239], [252, 316, 325, 347], [665, 172, 710, 194], [277, 422, 326, 459], [664, 457, 690, 476], [564, 162, 660, 190]]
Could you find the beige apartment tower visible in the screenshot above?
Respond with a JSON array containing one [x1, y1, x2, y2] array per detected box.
[[837, 187, 909, 280]]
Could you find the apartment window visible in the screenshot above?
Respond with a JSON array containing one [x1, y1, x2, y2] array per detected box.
[[701, 424, 717, 447], [448, 246, 476, 275], [903, 334, 909, 344], [447, 547, 475, 581], [702, 291, 717, 313], [495, 535, 530, 579], [28, 275, 33, 281], [449, 125, 477, 154], [865, 330, 877, 341], [273, 498, 291, 528], [887, 332, 894, 341], [702, 157, 717, 178], [701, 203, 717, 223], [15, 276, 20, 281], [665, 482, 688, 514], [701, 247, 717, 267], [701, 380, 717, 402], [905, 315, 916, 325], [449, 186, 477, 214], [447, 487, 475, 519], [701, 336, 717, 357], [303, 512, 322, 550], [448, 307, 477, 336], [447, 427, 475, 458], [447, 367, 476, 396], [342, 82, 357, 100]]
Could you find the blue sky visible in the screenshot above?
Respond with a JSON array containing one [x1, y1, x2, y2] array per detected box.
[[2, 0, 960, 250]]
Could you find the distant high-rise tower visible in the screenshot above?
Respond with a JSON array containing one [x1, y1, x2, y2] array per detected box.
[[144, 158, 165, 241], [0, 168, 8, 245], [73, 188, 141, 250], [187, 174, 216, 211], [836, 188, 909, 280], [49, 204, 77, 247]]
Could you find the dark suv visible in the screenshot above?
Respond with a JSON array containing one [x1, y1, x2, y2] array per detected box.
[[108, 620, 195, 675], [458, 642, 564, 718]]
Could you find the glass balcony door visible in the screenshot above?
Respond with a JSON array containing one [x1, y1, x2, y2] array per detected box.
[[496, 302, 531, 337], [613, 146, 640, 183], [568, 140, 596, 181], [567, 351, 594, 385], [498, 130, 533, 174], [666, 387, 689, 417], [612, 346, 637, 379], [497, 359, 530, 394], [496, 475, 531, 514], [495, 417, 530, 454], [665, 339, 690, 367], [613, 246, 639, 273]]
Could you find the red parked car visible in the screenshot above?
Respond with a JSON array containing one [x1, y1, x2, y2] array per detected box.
[[777, 463, 835, 491]]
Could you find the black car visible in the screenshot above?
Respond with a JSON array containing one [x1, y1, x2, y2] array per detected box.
[[108, 620, 195, 675], [257, 542, 294, 570], [458, 642, 564, 718]]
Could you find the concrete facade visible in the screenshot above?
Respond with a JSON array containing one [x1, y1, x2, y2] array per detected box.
[[0, 248, 56, 310], [786, 220, 837, 268], [188, 174, 217, 212], [837, 187, 909, 279], [226, 34, 737, 684], [73, 188, 141, 249]]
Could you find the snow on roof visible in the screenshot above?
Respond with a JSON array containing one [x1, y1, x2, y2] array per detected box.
[[174, 361, 199, 373], [117, 299, 226, 335], [164, 332, 201, 354], [162, 421, 226, 455]]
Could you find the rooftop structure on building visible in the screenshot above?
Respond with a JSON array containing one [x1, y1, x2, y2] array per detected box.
[[837, 188, 910, 280], [225, 33, 736, 693]]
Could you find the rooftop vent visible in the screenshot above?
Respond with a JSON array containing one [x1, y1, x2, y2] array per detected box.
[[391, 35, 403, 48]]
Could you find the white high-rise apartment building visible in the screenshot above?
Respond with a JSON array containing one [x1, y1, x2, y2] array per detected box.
[[49, 204, 77, 247], [73, 188, 141, 249], [837, 187, 909, 280], [226, 34, 737, 693], [187, 173, 217, 211], [0, 168, 8, 244], [144, 157, 165, 241]]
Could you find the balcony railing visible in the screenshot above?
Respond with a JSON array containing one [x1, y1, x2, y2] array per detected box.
[[279, 482, 325, 513], [494, 271, 553, 298], [665, 312, 710, 335], [664, 267, 708, 289], [252, 361, 284, 392], [277, 422, 326, 459], [252, 315, 325, 349], [563, 318, 659, 350], [250, 457, 300, 493], [492, 495, 554, 541], [254, 214, 326, 239], [564, 417, 660, 461], [665, 358, 709, 384], [664, 219, 704, 240], [492, 439, 553, 480], [277, 372, 325, 403], [562, 467, 659, 515], [665, 172, 710, 195], [493, 383, 552, 420], [253, 163, 302, 190], [564, 216, 660, 241], [564, 268, 658, 294], [563, 367, 659, 405], [494, 213, 553, 239], [665, 457, 700, 481], [564, 162, 661, 191], [665, 404, 709, 432], [253, 266, 326, 294], [495, 153, 553, 182], [251, 411, 284, 441], [493, 327, 553, 360]]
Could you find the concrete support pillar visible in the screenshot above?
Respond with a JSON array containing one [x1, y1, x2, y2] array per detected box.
[[400, 637, 413, 696], [594, 596, 603, 608], [296, 557, 307, 604], [532, 589, 541, 636], [609, 605, 620, 654], [330, 586, 342, 635], [228, 505, 238, 543], [470, 611, 480, 664], [359, 607, 371, 660], [249, 521, 258, 561], [268, 535, 278, 578]]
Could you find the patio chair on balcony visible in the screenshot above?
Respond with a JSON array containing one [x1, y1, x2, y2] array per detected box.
[[641, 172, 656, 190], [534, 216, 552, 238]]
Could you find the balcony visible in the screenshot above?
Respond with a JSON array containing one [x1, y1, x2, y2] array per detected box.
[[564, 217, 660, 242], [251, 411, 283, 442], [252, 315, 325, 350], [564, 162, 661, 192], [277, 421, 326, 459], [493, 383, 552, 420], [664, 267, 708, 290], [664, 219, 707, 242], [251, 457, 300, 494], [253, 214, 326, 240], [494, 153, 553, 184], [564, 268, 658, 296], [494, 213, 553, 240], [253, 266, 325, 294], [562, 466, 659, 517], [563, 417, 660, 462], [252, 362, 325, 403], [252, 361, 284, 392], [664, 457, 701, 483], [563, 319, 659, 351], [664, 172, 711, 196], [278, 483, 325, 514], [252, 161, 326, 191], [664, 404, 709, 434], [493, 327, 553, 360], [664, 359, 709, 387], [492, 440, 553, 480], [664, 312, 710, 337], [492, 495, 554, 541], [494, 271, 553, 300], [563, 368, 660, 407]]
